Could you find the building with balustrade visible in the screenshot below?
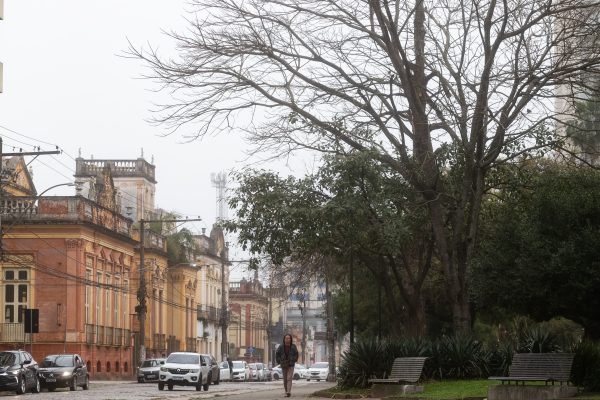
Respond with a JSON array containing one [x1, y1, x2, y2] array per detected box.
[[1, 154, 233, 378], [228, 278, 269, 364], [0, 157, 136, 379]]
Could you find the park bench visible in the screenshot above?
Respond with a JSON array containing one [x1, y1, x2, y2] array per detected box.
[[369, 356, 427, 384], [488, 352, 575, 386]]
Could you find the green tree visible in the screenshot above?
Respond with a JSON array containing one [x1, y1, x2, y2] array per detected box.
[[226, 153, 435, 336], [566, 92, 600, 165], [472, 162, 600, 339], [131, 0, 600, 332]]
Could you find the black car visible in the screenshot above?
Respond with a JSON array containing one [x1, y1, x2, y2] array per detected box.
[[37, 354, 89, 391], [0, 349, 40, 394]]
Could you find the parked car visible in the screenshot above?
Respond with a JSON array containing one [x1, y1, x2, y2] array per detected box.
[[203, 354, 220, 385], [137, 358, 165, 383], [0, 349, 40, 394], [264, 365, 273, 381], [249, 362, 268, 381], [219, 361, 231, 382], [272, 363, 307, 380], [293, 363, 308, 380], [158, 352, 210, 391], [37, 353, 89, 392], [272, 365, 282, 380], [231, 360, 250, 382], [307, 362, 329, 381]]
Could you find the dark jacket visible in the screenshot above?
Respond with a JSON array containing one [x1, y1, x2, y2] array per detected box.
[[275, 342, 299, 368]]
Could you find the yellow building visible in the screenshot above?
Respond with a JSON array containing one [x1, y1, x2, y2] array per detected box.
[[228, 278, 269, 364]]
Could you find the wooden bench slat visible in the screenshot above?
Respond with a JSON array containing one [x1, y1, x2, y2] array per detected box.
[[488, 353, 574, 385], [369, 357, 427, 384]]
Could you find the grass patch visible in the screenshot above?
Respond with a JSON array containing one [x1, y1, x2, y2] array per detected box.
[[393, 379, 492, 399], [316, 381, 600, 399]]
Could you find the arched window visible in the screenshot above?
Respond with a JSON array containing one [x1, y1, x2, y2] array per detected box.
[[96, 361, 102, 372], [106, 361, 111, 372], [124, 362, 128, 372], [86, 361, 91, 372], [115, 361, 120, 372]]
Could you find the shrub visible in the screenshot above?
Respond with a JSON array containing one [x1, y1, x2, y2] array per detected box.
[[572, 340, 600, 391]]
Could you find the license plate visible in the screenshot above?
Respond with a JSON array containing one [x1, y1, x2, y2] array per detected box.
[[146, 375, 156, 379], [45, 378, 56, 382], [172, 376, 184, 380]]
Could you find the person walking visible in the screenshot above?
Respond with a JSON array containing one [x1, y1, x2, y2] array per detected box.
[[275, 334, 299, 397]]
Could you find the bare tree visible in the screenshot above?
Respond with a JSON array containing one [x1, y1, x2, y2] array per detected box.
[[130, 0, 600, 332]]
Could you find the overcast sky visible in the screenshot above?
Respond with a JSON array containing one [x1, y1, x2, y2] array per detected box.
[[0, 1, 316, 277]]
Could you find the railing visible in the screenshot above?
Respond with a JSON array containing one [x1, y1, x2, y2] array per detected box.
[[0, 323, 25, 342], [84, 324, 129, 346], [153, 333, 166, 351], [185, 337, 196, 352], [167, 336, 180, 354], [0, 196, 132, 236], [197, 305, 220, 322], [105, 327, 114, 346], [75, 159, 156, 182]]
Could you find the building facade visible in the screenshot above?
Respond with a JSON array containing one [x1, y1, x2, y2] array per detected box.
[[0, 161, 137, 378], [228, 278, 269, 364]]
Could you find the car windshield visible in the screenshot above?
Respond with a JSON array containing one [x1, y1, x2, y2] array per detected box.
[[232, 361, 245, 369], [295, 364, 306, 369], [0, 352, 16, 367], [140, 360, 154, 368], [312, 362, 328, 368], [167, 354, 199, 364], [41, 355, 74, 368]]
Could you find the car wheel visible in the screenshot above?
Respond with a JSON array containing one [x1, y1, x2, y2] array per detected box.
[[293, 373, 299, 380], [138, 377, 144, 383], [82, 376, 90, 390], [70, 376, 77, 391], [32, 377, 41, 393], [168, 383, 174, 391], [203, 381, 209, 391], [215, 372, 220, 385], [16, 375, 26, 395], [307, 378, 310, 381], [158, 382, 164, 391]]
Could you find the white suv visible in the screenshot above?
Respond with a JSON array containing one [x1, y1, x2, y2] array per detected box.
[[158, 352, 210, 391]]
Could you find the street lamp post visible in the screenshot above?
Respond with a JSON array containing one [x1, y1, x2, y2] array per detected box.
[[298, 289, 307, 365]]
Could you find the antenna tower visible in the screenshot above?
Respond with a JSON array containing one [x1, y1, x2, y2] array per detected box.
[[211, 171, 228, 221]]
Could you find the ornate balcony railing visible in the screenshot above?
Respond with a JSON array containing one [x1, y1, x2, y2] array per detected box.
[[0, 196, 132, 236]]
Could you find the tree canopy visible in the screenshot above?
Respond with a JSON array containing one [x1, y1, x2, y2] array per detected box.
[[472, 162, 600, 339], [131, 0, 600, 332]]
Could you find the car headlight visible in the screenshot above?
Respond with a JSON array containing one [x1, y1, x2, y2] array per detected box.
[[9, 369, 20, 375], [160, 367, 167, 372], [62, 371, 73, 377], [189, 368, 199, 373]]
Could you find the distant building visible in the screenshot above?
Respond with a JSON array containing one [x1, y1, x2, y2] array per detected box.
[[74, 155, 157, 223], [228, 277, 269, 364]]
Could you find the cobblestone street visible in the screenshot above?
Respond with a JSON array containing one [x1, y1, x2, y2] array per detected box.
[[0, 380, 334, 399]]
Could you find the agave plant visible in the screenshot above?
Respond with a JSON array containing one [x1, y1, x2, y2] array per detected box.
[[519, 326, 561, 353], [337, 338, 386, 388], [431, 335, 486, 379]]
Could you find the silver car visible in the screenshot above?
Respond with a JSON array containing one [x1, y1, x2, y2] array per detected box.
[[137, 358, 165, 383]]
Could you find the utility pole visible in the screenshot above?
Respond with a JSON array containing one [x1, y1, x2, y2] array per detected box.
[[220, 246, 228, 361], [136, 217, 201, 367], [326, 274, 336, 382]]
